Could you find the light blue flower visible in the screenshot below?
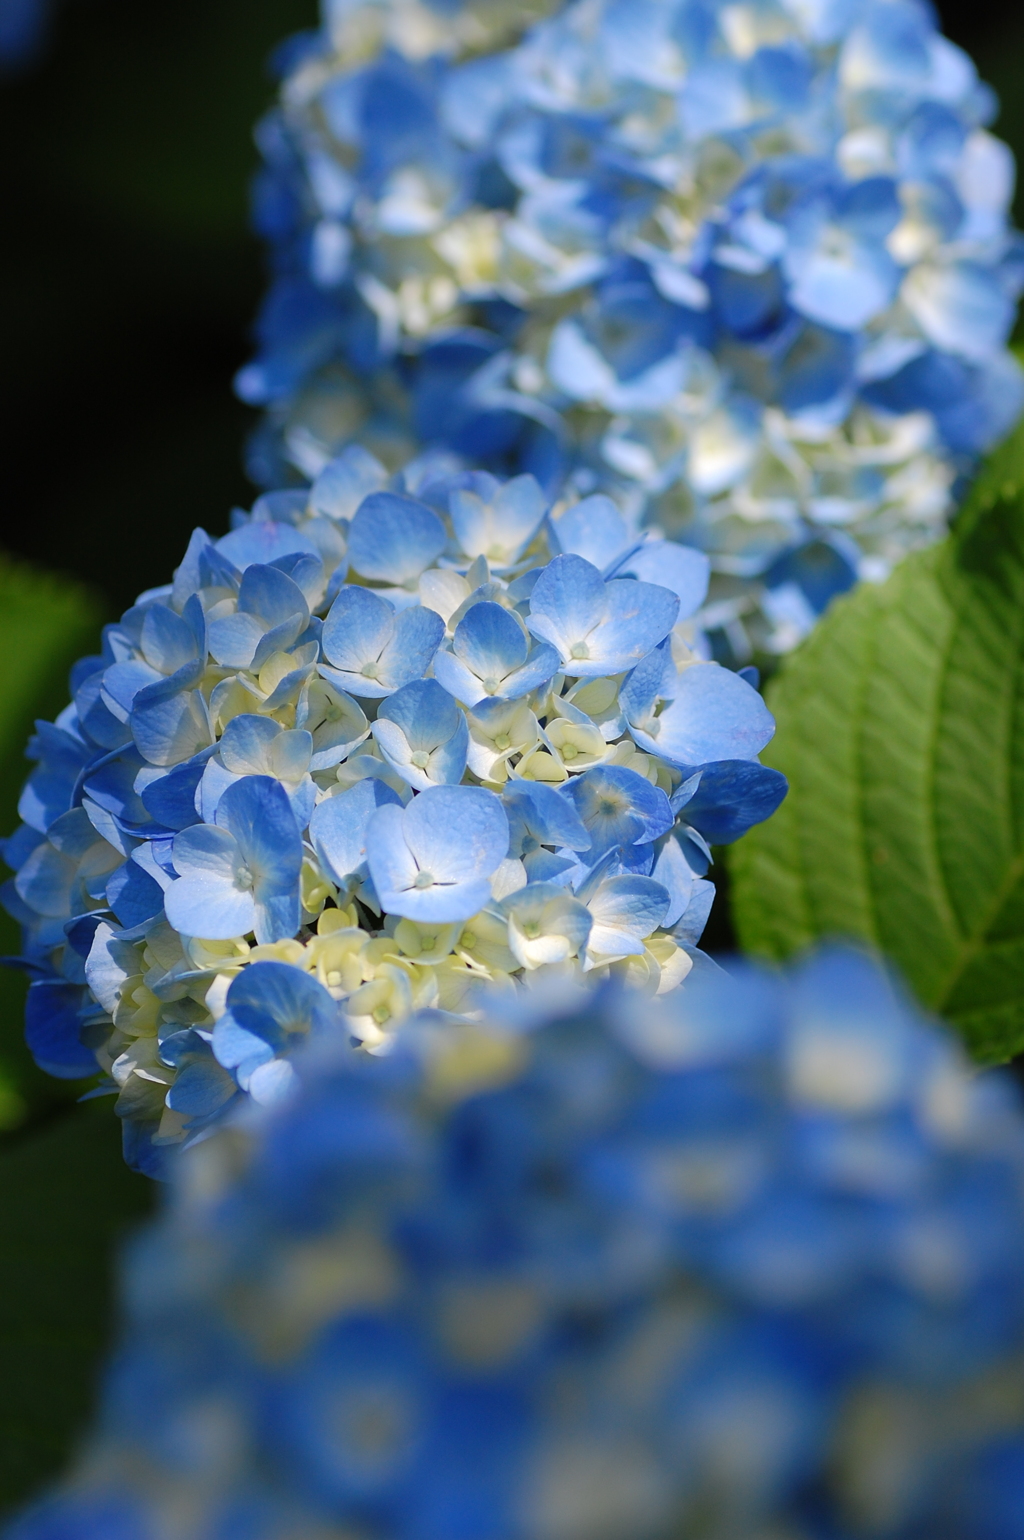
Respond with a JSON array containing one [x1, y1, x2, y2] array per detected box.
[[198, 714, 316, 827], [320, 586, 444, 698], [622, 648, 776, 768], [346, 491, 447, 588], [207, 561, 313, 671], [432, 600, 559, 705], [164, 776, 303, 943], [161, 1029, 239, 1127], [212, 961, 339, 1104], [577, 871, 670, 966], [501, 778, 590, 880], [365, 783, 509, 921], [552, 494, 711, 615], [526, 554, 679, 677], [309, 778, 403, 890], [562, 764, 674, 861], [499, 879, 592, 968], [0, 0, 52, 72], [371, 678, 469, 790], [448, 471, 548, 568]]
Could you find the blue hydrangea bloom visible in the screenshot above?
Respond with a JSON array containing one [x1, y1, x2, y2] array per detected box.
[[0, 457, 784, 1173], [0, 0, 52, 71], [11, 947, 1024, 1540], [241, 0, 1023, 658]]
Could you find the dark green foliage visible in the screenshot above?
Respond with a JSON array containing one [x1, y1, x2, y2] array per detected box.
[[0, 1102, 153, 1517]]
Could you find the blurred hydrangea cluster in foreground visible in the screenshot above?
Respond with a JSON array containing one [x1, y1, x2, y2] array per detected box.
[[241, 0, 1024, 658], [11, 948, 1024, 1540], [1, 453, 783, 1176]]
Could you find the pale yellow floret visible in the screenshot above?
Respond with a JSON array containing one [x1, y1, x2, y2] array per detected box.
[[304, 928, 370, 999], [645, 934, 695, 994], [544, 717, 611, 771], [345, 956, 438, 1047], [301, 855, 338, 917], [516, 745, 568, 783], [393, 918, 460, 964], [249, 939, 307, 966], [456, 911, 518, 975], [433, 210, 503, 292]]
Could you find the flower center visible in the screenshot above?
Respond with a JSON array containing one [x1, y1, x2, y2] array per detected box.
[[562, 743, 578, 761], [570, 641, 590, 660], [494, 732, 511, 750], [236, 867, 254, 892], [483, 677, 500, 695], [461, 930, 477, 949], [413, 870, 434, 889], [361, 659, 380, 679], [410, 750, 430, 769], [372, 1004, 391, 1024]]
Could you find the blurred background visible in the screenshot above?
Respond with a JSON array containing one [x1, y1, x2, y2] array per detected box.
[[0, 0, 1020, 1515]]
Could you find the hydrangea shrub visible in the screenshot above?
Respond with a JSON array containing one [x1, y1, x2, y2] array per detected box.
[[240, 0, 1024, 657], [10, 948, 1024, 1539], [0, 454, 784, 1175]]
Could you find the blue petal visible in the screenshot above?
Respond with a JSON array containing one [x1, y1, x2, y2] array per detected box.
[[136, 747, 213, 830], [526, 554, 607, 660], [628, 665, 775, 767], [216, 520, 319, 570], [453, 602, 528, 684], [218, 714, 281, 773], [347, 492, 447, 585], [140, 603, 201, 676], [216, 777, 303, 944], [551, 494, 630, 569], [105, 861, 164, 928], [585, 874, 670, 958], [366, 785, 508, 922], [25, 980, 96, 1079], [680, 761, 789, 844], [376, 679, 463, 752], [322, 584, 396, 676], [563, 766, 674, 859], [131, 688, 213, 769], [614, 541, 710, 619], [652, 836, 695, 929], [237, 562, 310, 628], [579, 579, 680, 676], [378, 605, 446, 690], [619, 641, 676, 730], [165, 824, 255, 941], [502, 780, 591, 855], [226, 959, 339, 1040], [309, 779, 402, 886]]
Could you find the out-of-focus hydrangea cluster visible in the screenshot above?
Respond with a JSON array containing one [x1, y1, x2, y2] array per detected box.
[[241, 0, 1024, 658], [0, 452, 784, 1176], [11, 948, 1024, 1540], [0, 0, 52, 72]]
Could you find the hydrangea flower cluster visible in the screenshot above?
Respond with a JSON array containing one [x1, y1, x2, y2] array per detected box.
[[241, 0, 1024, 658], [0, 0, 52, 72], [12, 948, 1024, 1540], [0, 451, 783, 1175]]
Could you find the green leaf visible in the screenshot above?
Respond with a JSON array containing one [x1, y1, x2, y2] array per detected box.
[[728, 485, 1024, 1064], [0, 1103, 153, 1518], [0, 553, 105, 1131]]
